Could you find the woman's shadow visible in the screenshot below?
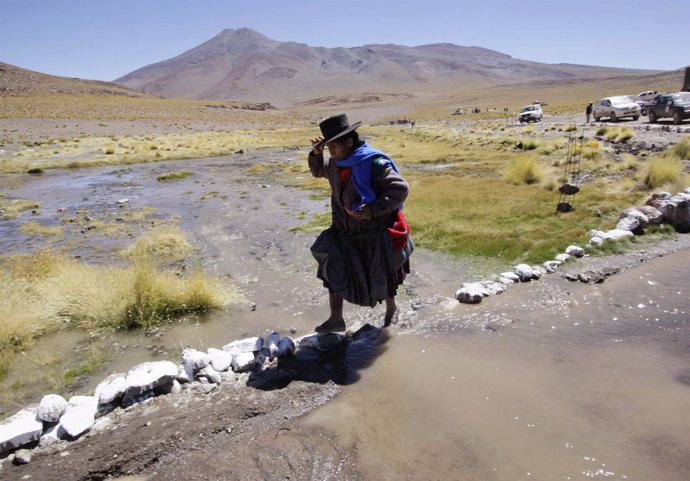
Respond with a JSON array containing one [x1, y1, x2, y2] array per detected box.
[[247, 324, 390, 390]]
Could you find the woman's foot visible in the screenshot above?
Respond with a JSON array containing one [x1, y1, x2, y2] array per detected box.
[[315, 317, 346, 333], [383, 308, 398, 327]]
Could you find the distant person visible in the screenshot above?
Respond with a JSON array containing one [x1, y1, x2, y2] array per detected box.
[[586, 103, 593, 123], [308, 114, 413, 333]]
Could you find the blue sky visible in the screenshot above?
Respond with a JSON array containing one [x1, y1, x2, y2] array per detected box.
[[1, 0, 688, 81]]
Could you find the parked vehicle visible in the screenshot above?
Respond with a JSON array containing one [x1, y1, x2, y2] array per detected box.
[[518, 104, 543, 123], [636, 90, 658, 102], [592, 96, 641, 122], [647, 92, 690, 124], [635, 90, 659, 115]]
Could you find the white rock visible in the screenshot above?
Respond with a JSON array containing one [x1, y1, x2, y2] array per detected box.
[[116, 198, 129, 204], [37, 394, 68, 423], [555, 253, 572, 263], [456, 284, 489, 304], [616, 216, 640, 232], [197, 366, 222, 384], [621, 207, 649, 225], [13, 448, 31, 464], [543, 260, 562, 273], [207, 348, 233, 372], [177, 363, 194, 383], [589, 236, 604, 246], [125, 360, 179, 398], [605, 229, 634, 240], [636, 205, 664, 224], [276, 337, 296, 358], [514, 264, 534, 282], [531, 265, 548, 277], [59, 396, 98, 439], [499, 271, 520, 282], [481, 281, 506, 296], [39, 424, 61, 447], [95, 373, 126, 405], [181, 348, 210, 372], [586, 229, 607, 239], [265, 332, 282, 359], [565, 245, 585, 258], [223, 337, 263, 356], [231, 351, 257, 373], [0, 408, 43, 456]]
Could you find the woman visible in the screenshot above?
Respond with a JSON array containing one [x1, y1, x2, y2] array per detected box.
[[308, 114, 412, 333]]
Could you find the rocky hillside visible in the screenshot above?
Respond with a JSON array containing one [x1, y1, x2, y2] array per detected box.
[[115, 28, 657, 105], [0, 62, 156, 98]]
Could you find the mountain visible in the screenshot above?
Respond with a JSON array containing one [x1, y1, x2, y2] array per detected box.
[[0, 62, 156, 98], [115, 28, 658, 106]]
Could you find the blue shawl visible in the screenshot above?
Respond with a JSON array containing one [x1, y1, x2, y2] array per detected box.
[[335, 141, 399, 208]]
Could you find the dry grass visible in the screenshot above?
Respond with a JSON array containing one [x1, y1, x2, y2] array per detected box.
[[156, 170, 193, 182], [0, 228, 242, 380], [18, 221, 64, 238], [0, 196, 40, 220], [0, 127, 313, 173], [503, 155, 543, 185], [643, 153, 684, 190], [595, 126, 634, 143], [672, 135, 690, 159], [122, 225, 194, 262]]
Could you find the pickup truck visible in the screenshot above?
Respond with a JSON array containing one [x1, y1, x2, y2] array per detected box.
[[647, 92, 690, 125], [635, 90, 658, 115]]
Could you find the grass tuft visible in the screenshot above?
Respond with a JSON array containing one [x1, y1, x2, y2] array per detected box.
[[156, 170, 193, 182], [643, 154, 683, 190], [503, 155, 542, 185]]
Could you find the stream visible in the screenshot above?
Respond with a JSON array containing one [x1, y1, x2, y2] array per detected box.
[[1, 150, 689, 480]]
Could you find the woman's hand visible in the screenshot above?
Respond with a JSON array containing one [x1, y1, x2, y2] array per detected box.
[[345, 204, 373, 221], [311, 137, 325, 155]]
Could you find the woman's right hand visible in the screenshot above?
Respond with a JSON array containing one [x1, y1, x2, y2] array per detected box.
[[311, 137, 324, 155]]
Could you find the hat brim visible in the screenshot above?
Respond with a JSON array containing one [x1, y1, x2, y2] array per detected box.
[[315, 121, 362, 148]]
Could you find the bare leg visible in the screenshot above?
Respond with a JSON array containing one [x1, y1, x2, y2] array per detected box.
[[384, 297, 398, 327], [315, 292, 346, 332]]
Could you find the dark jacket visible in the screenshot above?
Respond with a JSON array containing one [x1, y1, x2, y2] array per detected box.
[[308, 149, 409, 234]]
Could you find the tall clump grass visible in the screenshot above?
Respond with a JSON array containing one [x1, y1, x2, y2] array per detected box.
[[671, 135, 690, 159], [643, 153, 683, 190], [503, 155, 542, 185], [597, 126, 634, 143], [0, 228, 240, 379]]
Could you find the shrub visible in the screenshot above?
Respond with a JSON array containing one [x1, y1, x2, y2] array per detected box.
[[503, 155, 542, 185], [643, 154, 683, 189], [122, 225, 194, 262], [671, 135, 690, 159]]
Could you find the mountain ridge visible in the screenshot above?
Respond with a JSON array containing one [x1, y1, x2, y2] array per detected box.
[[114, 28, 658, 106]]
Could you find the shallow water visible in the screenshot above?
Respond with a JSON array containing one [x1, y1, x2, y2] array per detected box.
[[306, 250, 690, 481], [1, 153, 689, 481]]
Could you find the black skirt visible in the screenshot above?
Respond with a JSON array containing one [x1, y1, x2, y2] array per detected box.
[[310, 224, 410, 307]]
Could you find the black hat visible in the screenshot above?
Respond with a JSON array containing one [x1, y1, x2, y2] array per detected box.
[[315, 114, 362, 147]]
